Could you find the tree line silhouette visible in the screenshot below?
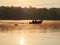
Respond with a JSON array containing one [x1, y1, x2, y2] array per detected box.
[[0, 6, 60, 20]]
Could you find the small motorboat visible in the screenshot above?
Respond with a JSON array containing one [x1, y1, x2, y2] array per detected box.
[[15, 22, 18, 26], [29, 20, 43, 24]]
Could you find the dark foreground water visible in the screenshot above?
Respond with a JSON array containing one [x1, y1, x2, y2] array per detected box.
[[0, 20, 60, 45]]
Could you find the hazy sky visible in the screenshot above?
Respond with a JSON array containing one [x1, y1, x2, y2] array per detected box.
[[0, 0, 60, 8]]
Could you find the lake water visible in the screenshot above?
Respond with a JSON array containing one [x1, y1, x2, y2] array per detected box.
[[0, 20, 60, 45]]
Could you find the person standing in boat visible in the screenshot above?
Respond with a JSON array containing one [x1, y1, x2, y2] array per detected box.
[[32, 20, 35, 23], [34, 20, 37, 22]]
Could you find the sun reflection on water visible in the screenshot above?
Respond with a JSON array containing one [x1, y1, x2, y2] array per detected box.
[[19, 36, 25, 45]]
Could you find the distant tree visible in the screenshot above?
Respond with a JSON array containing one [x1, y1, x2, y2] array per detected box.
[[48, 8, 58, 20], [0, 6, 60, 20]]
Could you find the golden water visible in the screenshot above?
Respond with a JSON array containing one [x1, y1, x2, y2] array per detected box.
[[0, 20, 60, 45]]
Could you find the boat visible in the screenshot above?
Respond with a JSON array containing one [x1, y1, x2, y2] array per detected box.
[[15, 22, 18, 26], [29, 20, 43, 24]]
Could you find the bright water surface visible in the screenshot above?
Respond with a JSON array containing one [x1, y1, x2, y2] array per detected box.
[[0, 20, 60, 45]]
